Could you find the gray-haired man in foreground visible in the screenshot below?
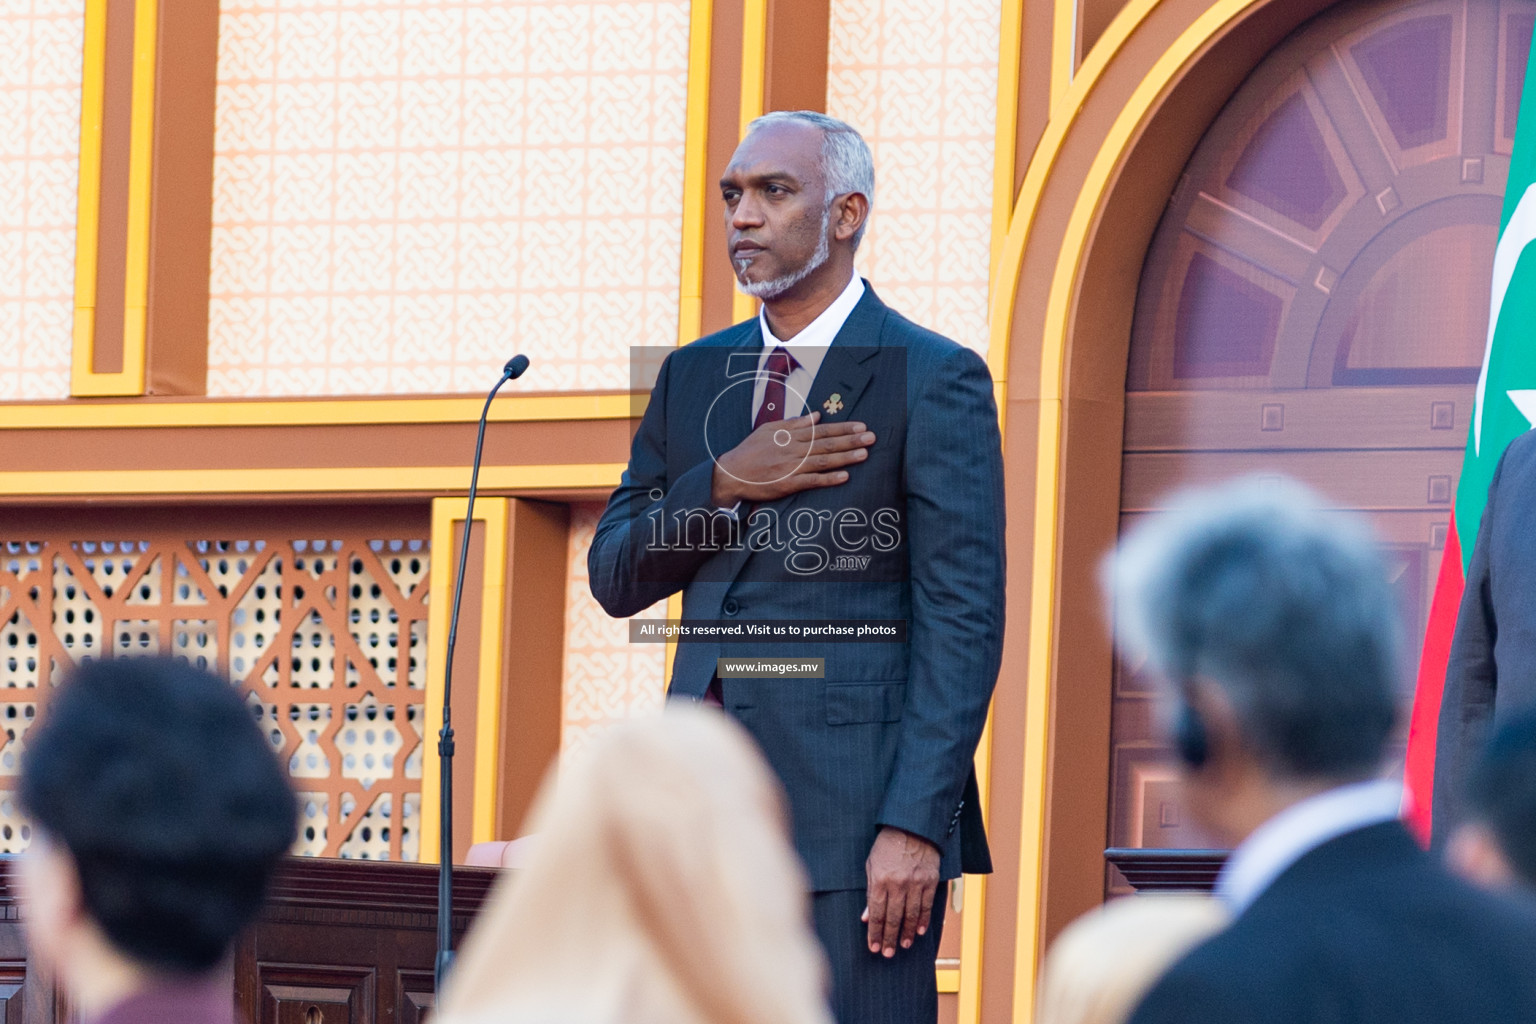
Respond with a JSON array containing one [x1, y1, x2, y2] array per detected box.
[[1107, 479, 1536, 1024]]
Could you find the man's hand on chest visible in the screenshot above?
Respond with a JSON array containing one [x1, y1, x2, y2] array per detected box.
[[710, 411, 877, 507]]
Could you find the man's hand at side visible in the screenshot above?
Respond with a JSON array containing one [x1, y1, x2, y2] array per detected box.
[[862, 825, 940, 957], [710, 411, 875, 507]]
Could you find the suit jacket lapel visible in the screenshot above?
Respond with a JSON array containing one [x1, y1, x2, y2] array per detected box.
[[704, 321, 764, 464], [694, 321, 765, 591], [803, 296, 883, 426], [718, 287, 890, 588], [792, 283, 887, 480]]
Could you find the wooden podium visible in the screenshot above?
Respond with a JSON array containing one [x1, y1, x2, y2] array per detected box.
[[0, 857, 499, 1024]]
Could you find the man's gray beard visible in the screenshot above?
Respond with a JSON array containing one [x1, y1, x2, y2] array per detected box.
[[735, 207, 832, 301]]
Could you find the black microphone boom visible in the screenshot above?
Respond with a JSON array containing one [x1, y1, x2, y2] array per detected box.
[[435, 354, 530, 993]]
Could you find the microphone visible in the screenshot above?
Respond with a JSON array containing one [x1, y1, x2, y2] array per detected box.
[[436, 354, 530, 993]]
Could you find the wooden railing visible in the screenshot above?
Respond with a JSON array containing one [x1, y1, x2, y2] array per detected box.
[[1104, 848, 1228, 894], [0, 856, 499, 1024]]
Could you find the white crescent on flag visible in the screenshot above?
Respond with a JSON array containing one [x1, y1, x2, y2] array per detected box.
[[1476, 184, 1536, 451], [1508, 389, 1536, 426]]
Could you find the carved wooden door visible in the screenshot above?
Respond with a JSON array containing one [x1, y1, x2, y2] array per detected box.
[[1110, 0, 1535, 892]]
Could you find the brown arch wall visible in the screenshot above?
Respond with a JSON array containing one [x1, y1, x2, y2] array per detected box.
[[979, 1, 1363, 1019]]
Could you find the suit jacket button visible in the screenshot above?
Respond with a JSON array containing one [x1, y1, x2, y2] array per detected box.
[[722, 598, 740, 616]]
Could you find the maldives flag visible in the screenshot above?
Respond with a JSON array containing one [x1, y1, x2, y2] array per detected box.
[[1403, 23, 1536, 840]]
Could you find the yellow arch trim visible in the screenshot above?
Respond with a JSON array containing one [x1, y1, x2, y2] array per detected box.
[[73, 0, 157, 396], [983, 0, 1165, 384], [0, 393, 642, 430], [731, 0, 769, 326], [0, 463, 625, 498], [999, 2, 1266, 1019], [738, 0, 769, 140], [989, 0, 1025, 291], [70, 0, 107, 393], [1050, 0, 1076, 109], [678, 0, 716, 346], [959, 1, 1026, 1021], [422, 496, 512, 862], [119, 0, 158, 391]]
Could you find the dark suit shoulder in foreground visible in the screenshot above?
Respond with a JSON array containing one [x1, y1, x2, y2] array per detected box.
[[1128, 822, 1536, 1024]]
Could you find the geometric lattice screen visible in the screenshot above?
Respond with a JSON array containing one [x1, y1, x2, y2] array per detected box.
[[0, 532, 428, 860]]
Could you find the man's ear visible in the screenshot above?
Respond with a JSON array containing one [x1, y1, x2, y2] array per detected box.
[[24, 834, 86, 913], [18, 834, 89, 977], [1186, 677, 1242, 773], [831, 192, 869, 244], [1447, 821, 1517, 889]]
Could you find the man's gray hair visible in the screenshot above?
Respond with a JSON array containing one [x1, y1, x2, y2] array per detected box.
[[1103, 477, 1401, 780], [746, 110, 875, 250]]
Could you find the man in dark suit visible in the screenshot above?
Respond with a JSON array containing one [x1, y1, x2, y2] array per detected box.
[[588, 111, 1004, 1024], [1446, 706, 1536, 893], [1436, 429, 1536, 841], [1106, 479, 1536, 1024]]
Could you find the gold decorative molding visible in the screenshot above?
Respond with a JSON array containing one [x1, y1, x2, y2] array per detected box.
[[0, 464, 627, 499], [679, 0, 718, 346], [421, 496, 511, 861], [0, 393, 643, 431], [71, 0, 158, 396]]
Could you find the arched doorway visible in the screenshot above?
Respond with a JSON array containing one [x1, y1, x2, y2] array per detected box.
[[1108, 0, 1534, 885]]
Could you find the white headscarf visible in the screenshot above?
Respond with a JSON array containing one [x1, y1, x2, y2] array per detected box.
[[436, 706, 833, 1024]]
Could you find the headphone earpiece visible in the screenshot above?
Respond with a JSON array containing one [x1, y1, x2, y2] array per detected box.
[[1174, 700, 1209, 770]]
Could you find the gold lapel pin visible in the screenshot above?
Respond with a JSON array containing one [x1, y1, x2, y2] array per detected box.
[[823, 393, 843, 415]]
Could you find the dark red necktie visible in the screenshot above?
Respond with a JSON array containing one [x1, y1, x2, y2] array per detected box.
[[709, 345, 794, 707], [754, 346, 797, 429]]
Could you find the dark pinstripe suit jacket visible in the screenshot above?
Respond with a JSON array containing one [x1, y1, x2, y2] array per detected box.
[[588, 284, 1005, 891], [1435, 429, 1536, 841]]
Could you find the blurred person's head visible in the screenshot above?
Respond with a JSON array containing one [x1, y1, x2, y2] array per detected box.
[[19, 658, 297, 1012], [1036, 895, 1228, 1024], [1104, 477, 1400, 845], [437, 706, 832, 1024], [1447, 707, 1536, 891]]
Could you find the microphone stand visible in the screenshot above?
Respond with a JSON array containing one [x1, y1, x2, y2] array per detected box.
[[436, 354, 530, 994]]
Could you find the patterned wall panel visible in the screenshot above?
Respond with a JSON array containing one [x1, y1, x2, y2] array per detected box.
[[0, 0, 85, 400], [826, 0, 1001, 355], [0, 531, 429, 860], [207, 0, 691, 397], [560, 503, 665, 755]]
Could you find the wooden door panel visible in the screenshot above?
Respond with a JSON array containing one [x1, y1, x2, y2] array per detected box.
[[259, 967, 375, 1024], [1109, 0, 1530, 896], [396, 971, 434, 1024]]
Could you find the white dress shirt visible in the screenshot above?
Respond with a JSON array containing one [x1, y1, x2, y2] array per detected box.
[[1215, 778, 1403, 914], [750, 272, 865, 421], [716, 273, 866, 514]]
